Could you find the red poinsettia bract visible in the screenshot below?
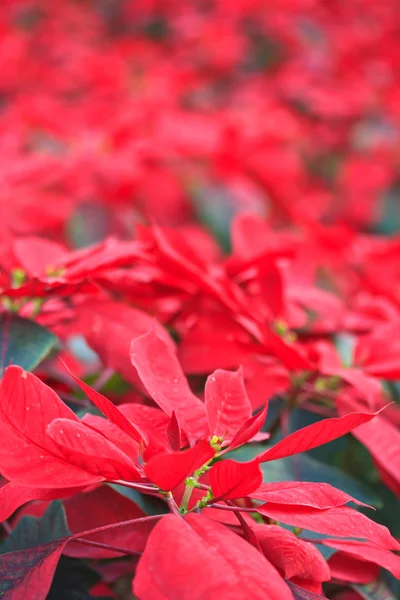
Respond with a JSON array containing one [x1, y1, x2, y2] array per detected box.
[[0, 329, 398, 599]]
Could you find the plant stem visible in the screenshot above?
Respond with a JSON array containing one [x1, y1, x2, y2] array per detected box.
[[111, 480, 162, 497], [209, 503, 257, 513], [165, 494, 183, 517], [180, 478, 199, 512], [73, 537, 141, 556], [92, 367, 115, 391], [1, 520, 11, 535], [74, 514, 162, 541]]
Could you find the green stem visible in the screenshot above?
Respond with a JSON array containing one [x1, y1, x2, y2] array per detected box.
[[31, 298, 45, 318], [180, 451, 216, 513], [180, 476, 200, 513]]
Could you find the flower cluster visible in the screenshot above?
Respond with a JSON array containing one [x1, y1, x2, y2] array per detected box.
[[0, 2, 399, 600]]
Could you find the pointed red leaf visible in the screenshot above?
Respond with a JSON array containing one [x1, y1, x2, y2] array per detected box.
[[0, 540, 68, 600], [0, 366, 101, 488], [81, 414, 140, 462], [47, 419, 142, 482], [63, 486, 152, 559], [166, 411, 181, 451], [144, 440, 215, 491], [228, 405, 268, 451], [118, 403, 172, 450], [130, 328, 208, 441], [257, 504, 400, 550], [0, 482, 85, 523], [322, 539, 400, 578], [133, 513, 293, 600], [251, 482, 369, 509], [205, 368, 252, 441], [209, 459, 263, 500], [328, 551, 379, 584], [63, 364, 144, 443], [354, 324, 400, 379], [253, 524, 330, 582], [13, 237, 67, 277], [257, 409, 383, 463], [0, 509, 160, 598], [334, 368, 382, 408], [67, 515, 161, 563], [76, 300, 175, 387]]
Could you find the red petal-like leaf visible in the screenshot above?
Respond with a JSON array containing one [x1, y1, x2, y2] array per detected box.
[[335, 369, 382, 408], [0, 482, 85, 523], [0, 540, 67, 600], [118, 403, 172, 450], [144, 440, 215, 491], [166, 411, 181, 451], [76, 300, 174, 386], [130, 328, 208, 442], [63, 486, 152, 559], [47, 419, 141, 481], [81, 414, 140, 462], [228, 405, 268, 451], [257, 504, 400, 550], [257, 410, 383, 463], [63, 364, 144, 443], [251, 482, 369, 509], [205, 368, 252, 441], [354, 324, 400, 379], [209, 459, 262, 500], [134, 513, 293, 600], [0, 366, 100, 488], [328, 552, 379, 584], [253, 524, 330, 582], [323, 539, 400, 578], [13, 237, 67, 277]]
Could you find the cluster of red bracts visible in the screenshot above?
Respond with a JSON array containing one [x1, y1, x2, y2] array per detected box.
[[0, 327, 399, 599], [1, 2, 400, 598]]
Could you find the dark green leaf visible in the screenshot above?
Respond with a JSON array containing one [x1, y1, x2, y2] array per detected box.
[[0, 313, 58, 375], [369, 483, 400, 538], [108, 483, 168, 516], [67, 202, 112, 248], [287, 581, 329, 599], [190, 184, 235, 252], [353, 580, 398, 600], [47, 557, 109, 600], [383, 572, 400, 599], [0, 501, 70, 555]]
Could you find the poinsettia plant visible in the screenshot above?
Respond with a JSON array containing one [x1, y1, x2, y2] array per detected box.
[[1, 1, 400, 599], [0, 329, 399, 599]]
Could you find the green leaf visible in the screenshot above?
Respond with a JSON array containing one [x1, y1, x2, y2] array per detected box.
[[353, 581, 398, 600], [369, 483, 400, 539], [0, 313, 58, 374], [383, 572, 400, 599], [108, 484, 168, 516], [0, 501, 70, 555], [67, 202, 111, 248], [190, 185, 235, 252], [228, 445, 381, 507], [47, 557, 106, 600]]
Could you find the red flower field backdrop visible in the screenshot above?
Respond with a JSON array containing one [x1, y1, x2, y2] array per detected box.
[[0, 1, 400, 599]]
